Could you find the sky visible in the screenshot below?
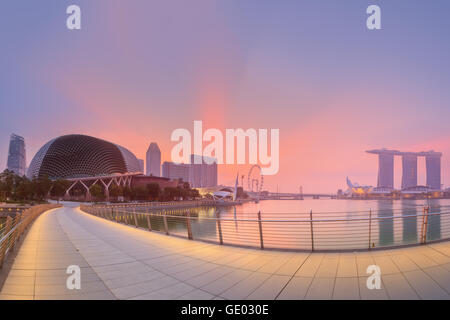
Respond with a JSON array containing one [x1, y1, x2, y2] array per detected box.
[[1, 0, 450, 193]]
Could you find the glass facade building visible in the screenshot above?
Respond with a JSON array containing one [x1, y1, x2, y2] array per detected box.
[[7, 133, 26, 176]]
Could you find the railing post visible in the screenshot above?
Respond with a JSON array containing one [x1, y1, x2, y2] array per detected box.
[[133, 209, 138, 228], [163, 212, 169, 235], [146, 214, 152, 231], [421, 206, 429, 244], [257, 211, 264, 250], [186, 212, 193, 240], [216, 212, 223, 245], [368, 209, 372, 250], [310, 210, 314, 251]]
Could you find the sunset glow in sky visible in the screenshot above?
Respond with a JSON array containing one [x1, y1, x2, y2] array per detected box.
[[1, 0, 450, 192]]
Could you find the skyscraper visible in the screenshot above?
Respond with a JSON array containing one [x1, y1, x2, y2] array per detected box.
[[401, 154, 418, 189], [367, 149, 442, 191], [7, 133, 26, 176], [138, 159, 144, 173], [146, 142, 161, 176], [426, 155, 441, 190], [189, 154, 218, 188], [377, 153, 394, 189], [162, 161, 190, 182]]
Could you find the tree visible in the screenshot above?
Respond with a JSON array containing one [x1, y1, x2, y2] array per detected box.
[[51, 179, 71, 203], [0, 170, 16, 201], [32, 175, 52, 201], [15, 176, 33, 202], [134, 187, 149, 201], [122, 186, 133, 200], [89, 184, 104, 201], [109, 184, 122, 200], [147, 183, 160, 200], [188, 188, 200, 199]]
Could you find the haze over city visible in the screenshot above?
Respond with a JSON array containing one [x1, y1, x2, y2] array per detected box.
[[1, 0, 450, 193]]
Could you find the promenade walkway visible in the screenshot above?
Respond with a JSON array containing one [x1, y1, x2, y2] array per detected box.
[[0, 205, 449, 300]]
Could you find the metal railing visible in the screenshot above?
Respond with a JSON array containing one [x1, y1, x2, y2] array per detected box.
[[80, 204, 450, 252], [0, 204, 61, 268]]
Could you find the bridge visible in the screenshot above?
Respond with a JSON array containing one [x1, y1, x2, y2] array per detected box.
[[0, 204, 449, 300], [260, 192, 336, 200]]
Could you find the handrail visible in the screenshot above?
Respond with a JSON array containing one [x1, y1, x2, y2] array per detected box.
[[0, 204, 61, 268], [80, 203, 450, 252]]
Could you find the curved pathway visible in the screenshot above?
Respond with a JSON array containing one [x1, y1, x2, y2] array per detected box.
[[1, 205, 449, 300]]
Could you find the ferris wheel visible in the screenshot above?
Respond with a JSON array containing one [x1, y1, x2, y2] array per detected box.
[[247, 165, 264, 193]]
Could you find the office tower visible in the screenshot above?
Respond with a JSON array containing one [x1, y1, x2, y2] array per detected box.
[[189, 154, 218, 188], [7, 133, 26, 176], [365, 150, 396, 189], [162, 161, 190, 183], [401, 154, 418, 189], [426, 155, 441, 190], [146, 142, 161, 176], [377, 153, 394, 189], [138, 159, 144, 173]]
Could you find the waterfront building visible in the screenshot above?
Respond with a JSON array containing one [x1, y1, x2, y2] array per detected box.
[[162, 161, 190, 183], [189, 154, 218, 188], [27, 134, 177, 200], [366, 149, 394, 188], [401, 154, 418, 190], [146, 142, 161, 177], [426, 155, 441, 190], [138, 159, 144, 174], [367, 149, 442, 191], [27, 134, 141, 179], [6, 134, 26, 176]]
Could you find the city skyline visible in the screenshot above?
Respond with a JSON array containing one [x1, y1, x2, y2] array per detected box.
[[1, 1, 450, 192]]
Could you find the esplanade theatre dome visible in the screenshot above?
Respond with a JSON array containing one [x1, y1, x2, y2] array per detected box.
[[27, 134, 141, 179]]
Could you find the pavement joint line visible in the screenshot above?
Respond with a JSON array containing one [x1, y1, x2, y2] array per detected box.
[[274, 252, 312, 300], [302, 254, 325, 299], [391, 251, 448, 298], [65, 208, 200, 298], [55, 209, 118, 299]]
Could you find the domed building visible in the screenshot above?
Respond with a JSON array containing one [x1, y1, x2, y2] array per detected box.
[[27, 134, 141, 179], [26, 134, 177, 201]]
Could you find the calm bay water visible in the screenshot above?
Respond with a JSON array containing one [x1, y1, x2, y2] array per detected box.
[[134, 199, 450, 250]]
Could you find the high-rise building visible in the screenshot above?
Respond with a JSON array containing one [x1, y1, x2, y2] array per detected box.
[[367, 149, 396, 189], [7, 133, 26, 176], [401, 154, 418, 189], [138, 159, 144, 173], [426, 155, 441, 190], [189, 154, 218, 188], [162, 161, 190, 183], [146, 142, 161, 176], [367, 149, 442, 191]]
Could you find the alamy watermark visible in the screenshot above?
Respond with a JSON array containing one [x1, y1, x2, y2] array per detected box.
[[366, 265, 381, 290], [171, 121, 280, 175], [66, 265, 81, 290], [65, 4, 381, 31]]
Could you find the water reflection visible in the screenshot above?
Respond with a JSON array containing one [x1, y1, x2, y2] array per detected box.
[[376, 201, 394, 246], [129, 199, 449, 250], [427, 200, 441, 241], [401, 201, 418, 244]]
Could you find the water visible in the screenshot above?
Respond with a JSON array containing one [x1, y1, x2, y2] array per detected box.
[[123, 199, 450, 250]]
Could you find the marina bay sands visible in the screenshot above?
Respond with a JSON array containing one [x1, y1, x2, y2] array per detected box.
[[366, 148, 442, 191]]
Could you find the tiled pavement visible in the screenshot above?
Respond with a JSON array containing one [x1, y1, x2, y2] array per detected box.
[[0, 205, 449, 300]]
